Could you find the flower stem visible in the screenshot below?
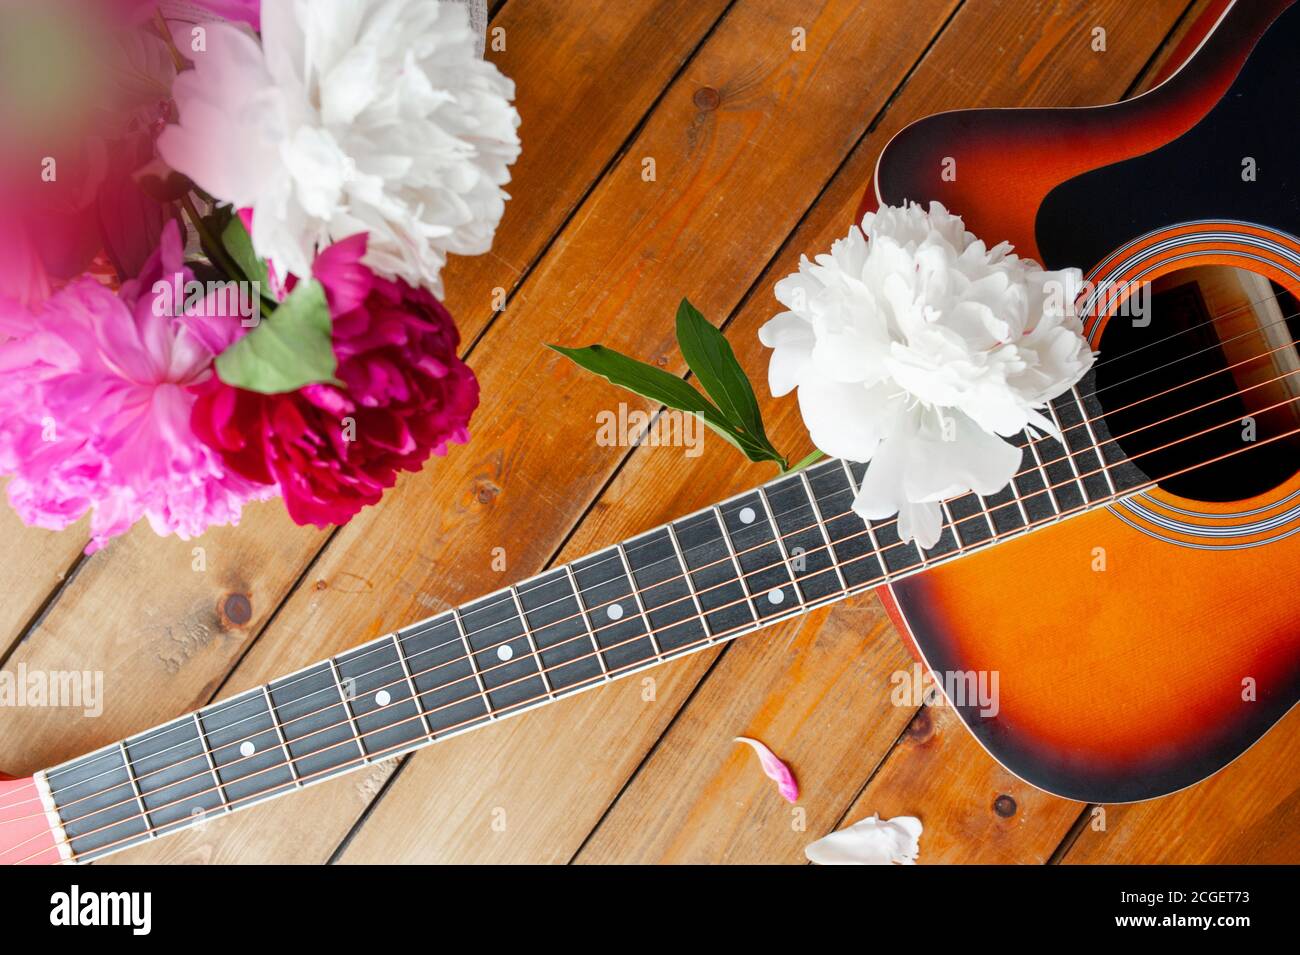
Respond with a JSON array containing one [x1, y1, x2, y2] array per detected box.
[[180, 195, 272, 321], [152, 9, 188, 74], [783, 448, 825, 474]]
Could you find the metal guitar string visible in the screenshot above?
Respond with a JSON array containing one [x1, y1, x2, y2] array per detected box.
[[16, 299, 1300, 826], [18, 417, 1300, 865], [17, 367, 1300, 857]]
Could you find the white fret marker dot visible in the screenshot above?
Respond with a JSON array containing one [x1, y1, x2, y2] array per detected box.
[[497, 644, 514, 662], [767, 588, 785, 605], [739, 506, 757, 525], [239, 741, 256, 758], [375, 690, 391, 707], [607, 603, 624, 621]]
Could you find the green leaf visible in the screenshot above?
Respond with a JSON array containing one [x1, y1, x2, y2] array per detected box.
[[218, 214, 278, 312], [674, 298, 772, 448], [548, 344, 785, 465], [215, 279, 340, 394]]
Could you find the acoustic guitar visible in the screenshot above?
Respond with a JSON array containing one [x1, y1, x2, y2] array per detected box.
[[3, 0, 1298, 864]]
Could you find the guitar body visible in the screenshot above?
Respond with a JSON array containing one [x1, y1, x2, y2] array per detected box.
[[869, 0, 1300, 802]]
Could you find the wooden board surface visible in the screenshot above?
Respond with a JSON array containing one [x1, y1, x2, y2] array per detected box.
[[3, 0, 1294, 865]]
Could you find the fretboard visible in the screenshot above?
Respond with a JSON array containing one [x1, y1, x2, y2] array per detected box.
[[42, 381, 1147, 862]]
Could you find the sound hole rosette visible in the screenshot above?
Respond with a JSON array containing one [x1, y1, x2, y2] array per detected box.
[[1079, 220, 1300, 548]]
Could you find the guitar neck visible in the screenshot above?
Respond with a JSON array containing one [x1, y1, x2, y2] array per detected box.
[[37, 382, 1145, 863]]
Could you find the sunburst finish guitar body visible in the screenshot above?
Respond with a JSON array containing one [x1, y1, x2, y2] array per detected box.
[[3, 0, 1300, 864], [869, 0, 1300, 801]]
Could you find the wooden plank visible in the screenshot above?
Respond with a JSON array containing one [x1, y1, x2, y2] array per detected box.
[[0, 0, 729, 771], [107, 0, 963, 865], [1061, 706, 1300, 864], [574, 601, 914, 863], [0, 507, 322, 774], [565, 1, 1201, 865], [0, 502, 86, 660], [337, 0, 1194, 865], [830, 704, 1086, 863]]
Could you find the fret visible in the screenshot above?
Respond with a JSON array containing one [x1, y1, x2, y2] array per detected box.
[[453, 609, 493, 719], [398, 612, 491, 737], [516, 567, 606, 694], [673, 509, 755, 636], [1072, 370, 1149, 494], [335, 636, 428, 757], [666, 522, 709, 636], [261, 685, 299, 784], [1010, 433, 1058, 524], [716, 492, 798, 618], [917, 496, 961, 560], [983, 481, 1029, 535], [947, 493, 996, 548], [799, 470, 849, 595], [192, 713, 226, 803], [1025, 430, 1062, 515], [1032, 413, 1087, 514], [268, 663, 366, 780], [756, 485, 806, 610], [510, 585, 554, 697], [459, 590, 549, 714], [566, 563, 610, 679], [616, 543, 660, 657], [199, 687, 296, 806], [329, 658, 367, 759], [1046, 399, 1092, 506], [807, 459, 884, 589], [841, 461, 907, 572], [45, 418, 1161, 865], [391, 632, 433, 735], [622, 528, 707, 657], [870, 507, 927, 576], [1064, 385, 1118, 499], [47, 745, 151, 860], [571, 547, 658, 673], [117, 743, 153, 841], [763, 474, 844, 604], [122, 716, 226, 836]]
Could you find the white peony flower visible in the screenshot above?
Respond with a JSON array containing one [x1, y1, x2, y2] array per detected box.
[[158, 0, 521, 295], [805, 813, 923, 865], [760, 202, 1093, 549]]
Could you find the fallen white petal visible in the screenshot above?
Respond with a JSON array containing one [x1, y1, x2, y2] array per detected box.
[[804, 813, 923, 865]]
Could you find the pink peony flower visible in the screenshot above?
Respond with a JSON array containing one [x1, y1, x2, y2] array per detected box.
[[190, 234, 479, 527], [0, 221, 275, 552]]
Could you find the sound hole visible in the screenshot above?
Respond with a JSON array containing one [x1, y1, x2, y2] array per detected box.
[[1096, 264, 1300, 502]]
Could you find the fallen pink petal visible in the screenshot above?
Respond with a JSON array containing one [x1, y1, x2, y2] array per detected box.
[[734, 736, 799, 803]]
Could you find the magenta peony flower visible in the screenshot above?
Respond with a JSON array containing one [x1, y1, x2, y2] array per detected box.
[[0, 221, 275, 552], [190, 235, 479, 527]]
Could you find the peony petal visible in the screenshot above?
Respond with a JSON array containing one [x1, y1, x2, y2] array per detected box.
[[805, 813, 923, 865], [734, 736, 799, 803], [760, 202, 1094, 547]]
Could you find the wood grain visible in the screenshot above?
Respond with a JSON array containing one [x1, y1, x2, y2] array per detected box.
[[573, 600, 914, 864], [835, 704, 1086, 864], [7, 0, 1284, 866], [1062, 706, 1300, 864], [109, 0, 962, 864], [337, 0, 1194, 865], [0, 0, 730, 785], [0, 503, 85, 664], [560, 0, 1198, 865]]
